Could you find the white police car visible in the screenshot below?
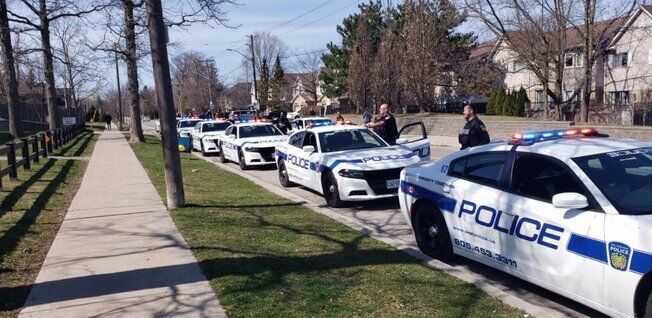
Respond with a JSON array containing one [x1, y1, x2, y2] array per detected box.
[[275, 122, 431, 207], [288, 117, 333, 133], [216, 122, 288, 170], [398, 127, 652, 318], [190, 120, 231, 156], [177, 118, 202, 135]]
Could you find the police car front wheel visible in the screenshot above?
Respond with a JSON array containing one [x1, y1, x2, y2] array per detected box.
[[413, 203, 453, 261], [219, 146, 228, 163], [278, 160, 294, 187], [238, 150, 249, 170], [323, 172, 344, 208], [645, 290, 652, 318]]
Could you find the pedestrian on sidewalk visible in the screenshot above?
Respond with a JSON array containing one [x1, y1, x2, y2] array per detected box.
[[365, 104, 399, 145], [459, 104, 490, 150], [362, 109, 372, 124], [104, 113, 113, 130], [336, 112, 344, 123]]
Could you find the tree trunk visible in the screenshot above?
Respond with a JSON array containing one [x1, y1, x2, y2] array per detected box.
[[125, 0, 144, 143], [580, 0, 596, 123], [0, 0, 21, 137], [61, 37, 79, 109], [39, 0, 59, 130], [146, 0, 185, 208]]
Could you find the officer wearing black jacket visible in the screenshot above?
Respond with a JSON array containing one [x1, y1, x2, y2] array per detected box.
[[365, 104, 399, 145], [459, 104, 490, 150]]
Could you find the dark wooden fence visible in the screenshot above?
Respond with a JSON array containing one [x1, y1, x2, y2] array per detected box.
[[0, 123, 86, 189]]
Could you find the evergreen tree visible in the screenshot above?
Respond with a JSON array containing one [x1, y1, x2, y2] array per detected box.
[[270, 55, 285, 110], [486, 89, 496, 115], [320, 1, 384, 99], [495, 89, 506, 116], [258, 58, 270, 108], [516, 87, 527, 117]]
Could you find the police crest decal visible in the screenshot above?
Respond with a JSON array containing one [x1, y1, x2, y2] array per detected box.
[[608, 242, 631, 271]]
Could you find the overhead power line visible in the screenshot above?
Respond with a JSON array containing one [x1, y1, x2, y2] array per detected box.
[[269, 0, 336, 31], [278, 0, 360, 37]]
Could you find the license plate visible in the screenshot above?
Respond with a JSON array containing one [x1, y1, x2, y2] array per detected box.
[[386, 179, 400, 189]]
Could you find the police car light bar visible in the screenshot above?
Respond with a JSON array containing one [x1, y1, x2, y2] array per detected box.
[[509, 127, 607, 145]]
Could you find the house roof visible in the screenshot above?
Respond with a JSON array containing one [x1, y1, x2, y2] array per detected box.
[[608, 5, 652, 48]]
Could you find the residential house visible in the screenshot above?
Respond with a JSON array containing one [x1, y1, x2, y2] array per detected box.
[[485, 5, 652, 124]]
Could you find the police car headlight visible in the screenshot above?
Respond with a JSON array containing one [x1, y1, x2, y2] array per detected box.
[[244, 147, 258, 152], [338, 169, 365, 179]]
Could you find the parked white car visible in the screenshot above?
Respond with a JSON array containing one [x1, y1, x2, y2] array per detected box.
[[155, 117, 182, 133], [398, 127, 652, 318], [216, 123, 288, 170], [275, 123, 431, 207], [287, 117, 333, 134], [190, 120, 231, 156]]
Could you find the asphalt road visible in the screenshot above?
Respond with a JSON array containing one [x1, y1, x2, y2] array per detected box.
[[141, 119, 605, 318]]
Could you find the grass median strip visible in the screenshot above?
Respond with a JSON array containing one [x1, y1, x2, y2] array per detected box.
[[130, 136, 524, 317], [0, 130, 97, 317]]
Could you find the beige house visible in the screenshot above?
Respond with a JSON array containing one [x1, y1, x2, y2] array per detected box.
[[485, 5, 652, 124]]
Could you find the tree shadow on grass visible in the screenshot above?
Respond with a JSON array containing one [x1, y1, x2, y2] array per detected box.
[[53, 131, 94, 157], [0, 160, 56, 218], [0, 159, 76, 312]]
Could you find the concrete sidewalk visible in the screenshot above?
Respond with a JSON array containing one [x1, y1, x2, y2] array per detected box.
[[19, 130, 225, 318]]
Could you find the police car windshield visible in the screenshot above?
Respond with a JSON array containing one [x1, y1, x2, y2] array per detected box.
[[179, 120, 201, 128], [573, 147, 652, 215], [319, 129, 387, 152], [202, 122, 230, 132], [239, 125, 283, 138]]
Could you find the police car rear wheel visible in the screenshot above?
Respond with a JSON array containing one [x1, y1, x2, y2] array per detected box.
[[413, 203, 453, 261], [323, 172, 344, 208], [219, 146, 228, 163], [278, 160, 293, 187], [239, 150, 249, 170]]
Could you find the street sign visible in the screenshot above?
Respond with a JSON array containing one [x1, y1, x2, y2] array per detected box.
[[45, 135, 50, 143], [63, 117, 77, 126]]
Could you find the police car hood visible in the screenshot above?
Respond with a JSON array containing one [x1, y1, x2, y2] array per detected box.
[[239, 135, 288, 145], [200, 131, 226, 139], [325, 147, 419, 170]]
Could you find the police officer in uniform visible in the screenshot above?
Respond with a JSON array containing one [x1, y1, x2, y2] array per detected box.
[[365, 104, 399, 145], [459, 104, 490, 150]]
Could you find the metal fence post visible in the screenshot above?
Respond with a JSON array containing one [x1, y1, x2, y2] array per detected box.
[[46, 131, 54, 153], [21, 138, 30, 171], [41, 134, 48, 158], [33, 136, 40, 163], [7, 142, 17, 180]]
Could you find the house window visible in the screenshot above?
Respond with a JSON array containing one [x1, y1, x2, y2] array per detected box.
[[648, 50, 652, 65], [611, 91, 630, 105], [565, 90, 581, 102], [513, 61, 526, 71], [611, 52, 629, 67], [535, 90, 544, 103], [565, 54, 574, 68]]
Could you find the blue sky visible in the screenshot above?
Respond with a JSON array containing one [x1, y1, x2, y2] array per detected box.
[[161, 0, 363, 87]]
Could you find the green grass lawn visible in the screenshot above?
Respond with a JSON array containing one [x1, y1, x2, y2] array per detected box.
[[0, 131, 97, 317], [130, 136, 524, 317]]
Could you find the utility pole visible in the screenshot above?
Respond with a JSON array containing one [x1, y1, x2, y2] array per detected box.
[[114, 43, 123, 130], [204, 59, 215, 113], [250, 34, 258, 110], [146, 0, 185, 208]]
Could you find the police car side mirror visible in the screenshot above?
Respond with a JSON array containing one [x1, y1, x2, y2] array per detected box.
[[552, 193, 588, 209], [227, 134, 235, 139], [179, 132, 191, 138], [395, 138, 408, 145], [302, 145, 315, 153]]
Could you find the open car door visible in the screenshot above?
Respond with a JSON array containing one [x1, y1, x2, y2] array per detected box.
[[396, 122, 430, 161]]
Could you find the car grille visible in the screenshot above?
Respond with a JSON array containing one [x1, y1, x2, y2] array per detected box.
[[362, 168, 403, 195], [257, 147, 275, 161]]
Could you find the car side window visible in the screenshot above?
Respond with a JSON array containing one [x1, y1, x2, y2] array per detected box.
[[225, 126, 232, 136], [512, 155, 586, 203], [291, 122, 300, 131], [303, 132, 318, 149], [195, 123, 201, 132], [452, 153, 508, 187], [289, 131, 306, 148]]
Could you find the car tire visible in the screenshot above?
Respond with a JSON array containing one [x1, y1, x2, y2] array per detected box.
[[278, 160, 294, 187], [413, 202, 454, 261], [322, 171, 344, 208], [645, 291, 652, 318], [219, 145, 228, 163], [200, 141, 208, 156], [238, 150, 249, 170]]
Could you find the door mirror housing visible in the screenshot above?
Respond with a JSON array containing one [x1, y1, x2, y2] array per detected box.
[[552, 192, 588, 209], [227, 134, 235, 139], [395, 138, 408, 145], [302, 145, 315, 153]]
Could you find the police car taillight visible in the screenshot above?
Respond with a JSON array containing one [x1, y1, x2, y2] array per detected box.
[[510, 127, 606, 145]]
